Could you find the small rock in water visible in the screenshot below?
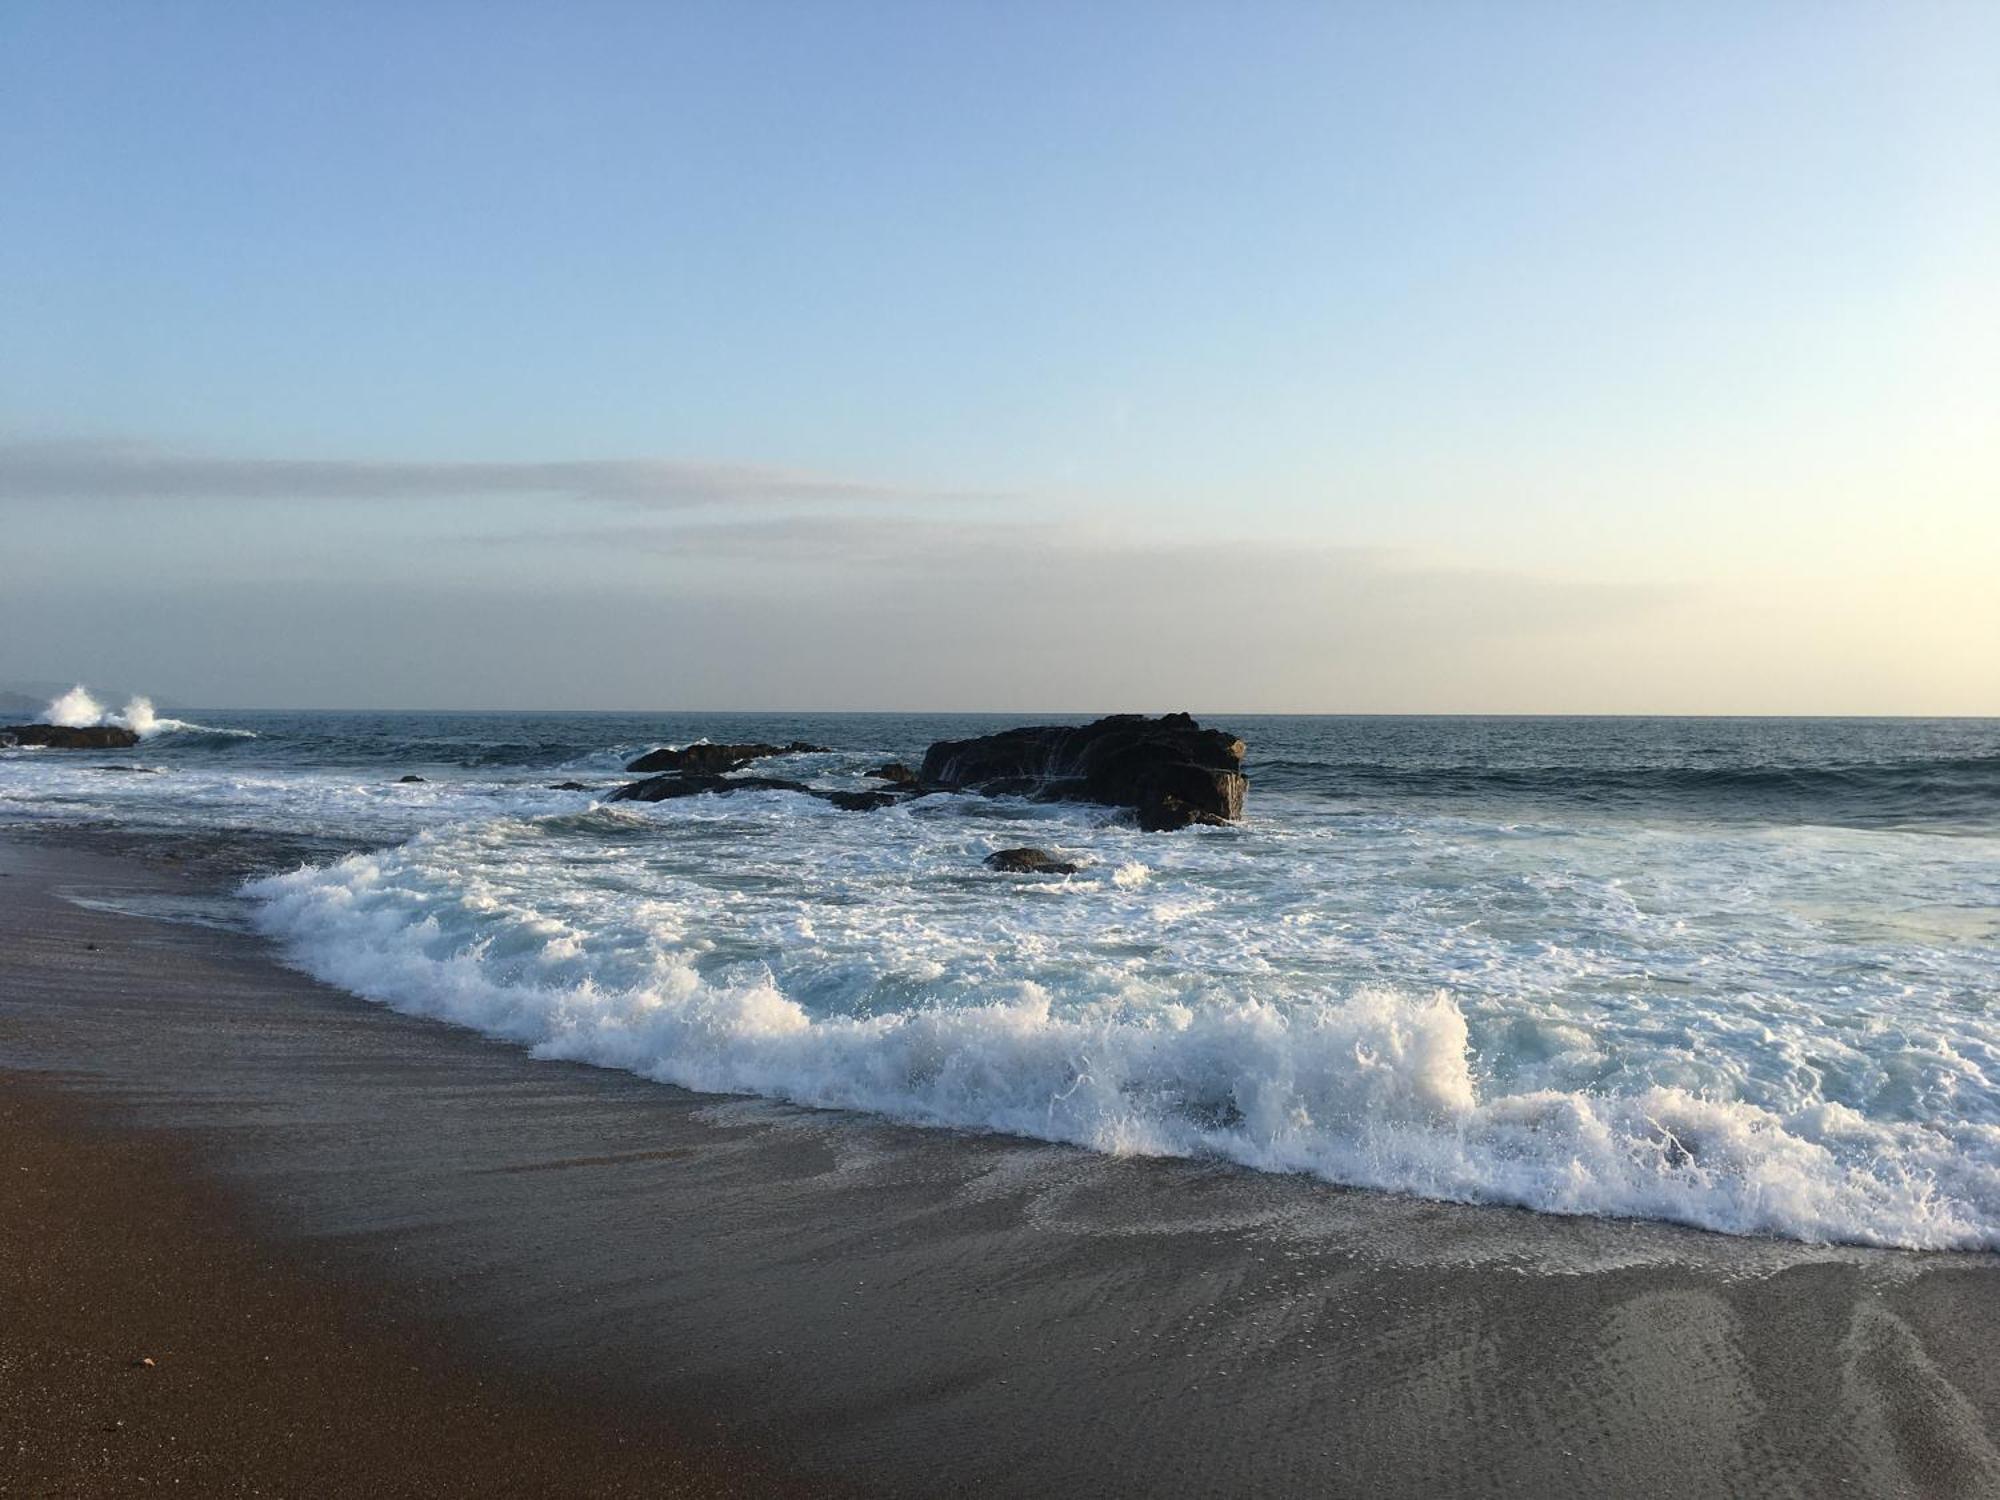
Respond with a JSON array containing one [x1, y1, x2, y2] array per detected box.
[[398, 774, 426, 783], [984, 847, 1081, 875], [828, 789, 901, 812], [867, 762, 919, 785], [548, 781, 591, 791]]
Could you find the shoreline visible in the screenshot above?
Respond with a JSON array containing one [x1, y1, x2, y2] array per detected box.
[[4, 832, 1999, 1495]]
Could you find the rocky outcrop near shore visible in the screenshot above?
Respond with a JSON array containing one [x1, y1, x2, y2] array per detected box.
[[602, 714, 1248, 829], [919, 713, 1247, 830], [1, 724, 142, 750]]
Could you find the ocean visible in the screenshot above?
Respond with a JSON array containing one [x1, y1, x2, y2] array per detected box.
[[5, 699, 1998, 1251]]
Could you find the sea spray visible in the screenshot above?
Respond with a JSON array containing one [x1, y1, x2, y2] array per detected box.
[[116, 695, 161, 735], [36, 683, 254, 740], [41, 684, 107, 728]]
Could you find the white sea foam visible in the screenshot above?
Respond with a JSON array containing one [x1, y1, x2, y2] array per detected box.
[[237, 800, 2000, 1251]]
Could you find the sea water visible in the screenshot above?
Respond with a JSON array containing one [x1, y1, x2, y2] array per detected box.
[[4, 698, 1997, 1250]]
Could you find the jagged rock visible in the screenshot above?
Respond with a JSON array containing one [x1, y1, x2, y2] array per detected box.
[[608, 772, 816, 803], [1, 723, 141, 750], [920, 713, 1246, 831], [624, 740, 829, 775], [984, 847, 1081, 875], [868, 762, 919, 785]]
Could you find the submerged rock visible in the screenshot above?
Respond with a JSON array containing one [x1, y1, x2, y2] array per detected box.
[[867, 762, 919, 785], [984, 847, 1081, 875], [827, 789, 902, 812], [397, 774, 427, 783], [608, 771, 914, 812], [920, 713, 1247, 831], [608, 772, 816, 803], [624, 740, 828, 775], [1, 723, 142, 750], [548, 780, 592, 791]]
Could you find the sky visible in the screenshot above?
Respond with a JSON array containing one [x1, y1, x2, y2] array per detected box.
[[2, 0, 1995, 712]]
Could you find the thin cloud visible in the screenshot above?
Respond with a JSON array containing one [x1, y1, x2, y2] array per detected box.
[[473, 513, 1053, 561], [468, 511, 1672, 635], [0, 437, 972, 508]]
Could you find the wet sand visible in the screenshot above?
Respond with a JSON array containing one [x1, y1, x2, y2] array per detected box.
[[0, 1079, 820, 1497], [3, 835, 1998, 1496]]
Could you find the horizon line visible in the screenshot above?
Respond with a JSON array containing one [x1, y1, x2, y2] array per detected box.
[[125, 706, 2000, 722]]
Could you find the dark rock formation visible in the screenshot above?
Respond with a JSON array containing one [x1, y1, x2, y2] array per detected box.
[[1, 724, 141, 750], [398, 774, 427, 783], [608, 773, 815, 804], [919, 713, 1246, 831], [601, 718, 1246, 826], [92, 765, 160, 774], [548, 781, 591, 791], [984, 847, 1081, 875], [624, 741, 828, 775]]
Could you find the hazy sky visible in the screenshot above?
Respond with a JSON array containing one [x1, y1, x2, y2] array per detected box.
[[3, 1, 1995, 712]]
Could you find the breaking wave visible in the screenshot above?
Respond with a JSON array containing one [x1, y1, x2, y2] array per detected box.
[[245, 823, 2000, 1252], [39, 684, 255, 740]]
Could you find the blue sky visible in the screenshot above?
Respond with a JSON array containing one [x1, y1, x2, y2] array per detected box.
[[2, 1, 1995, 710]]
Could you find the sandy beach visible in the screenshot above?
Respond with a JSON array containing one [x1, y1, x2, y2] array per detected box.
[[2, 832, 1996, 1496]]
